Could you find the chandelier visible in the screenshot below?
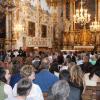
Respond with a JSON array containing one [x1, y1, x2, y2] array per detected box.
[[90, 17, 100, 32], [73, 0, 90, 25], [14, 23, 24, 33]]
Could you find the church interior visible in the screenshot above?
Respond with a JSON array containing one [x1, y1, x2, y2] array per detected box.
[[0, 0, 100, 52], [0, 1, 100, 100]]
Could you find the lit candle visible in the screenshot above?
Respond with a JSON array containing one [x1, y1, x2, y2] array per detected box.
[[73, 15, 76, 22], [84, 9, 87, 17], [76, 9, 79, 17], [88, 14, 90, 21]]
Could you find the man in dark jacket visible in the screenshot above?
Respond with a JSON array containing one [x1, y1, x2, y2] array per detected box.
[[80, 55, 93, 73]]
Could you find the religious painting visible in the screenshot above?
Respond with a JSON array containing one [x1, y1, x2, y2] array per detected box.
[[41, 24, 47, 38], [28, 21, 35, 37]]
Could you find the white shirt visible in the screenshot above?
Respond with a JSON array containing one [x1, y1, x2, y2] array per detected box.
[[4, 84, 13, 98], [5, 97, 35, 100], [84, 73, 100, 86], [13, 83, 44, 100], [60, 66, 68, 71], [13, 51, 19, 57], [76, 60, 83, 65], [48, 56, 53, 64]]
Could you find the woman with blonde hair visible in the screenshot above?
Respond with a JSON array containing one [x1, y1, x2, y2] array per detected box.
[[13, 65, 44, 100], [69, 65, 84, 86], [68, 64, 85, 100]]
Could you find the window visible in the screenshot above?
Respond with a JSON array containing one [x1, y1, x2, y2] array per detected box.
[[0, 15, 6, 38], [41, 25, 47, 38], [28, 22, 35, 37], [66, 1, 70, 20]]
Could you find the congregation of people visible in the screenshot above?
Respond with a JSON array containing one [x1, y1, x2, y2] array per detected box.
[[0, 48, 100, 100]]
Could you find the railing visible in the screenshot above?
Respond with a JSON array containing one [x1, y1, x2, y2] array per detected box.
[[26, 37, 52, 48]]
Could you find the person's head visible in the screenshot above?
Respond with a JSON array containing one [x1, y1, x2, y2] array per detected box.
[[25, 57, 33, 65], [39, 57, 50, 70], [77, 55, 82, 60], [59, 70, 70, 81], [68, 62, 76, 71], [32, 60, 41, 71], [0, 67, 11, 83], [49, 62, 59, 73], [33, 55, 41, 61], [66, 55, 71, 61], [82, 55, 89, 63], [69, 65, 84, 86], [17, 78, 32, 96], [12, 62, 22, 74], [48, 80, 70, 100], [20, 65, 35, 80], [91, 54, 98, 61]]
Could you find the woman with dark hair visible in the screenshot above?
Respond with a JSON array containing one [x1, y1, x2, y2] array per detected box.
[[84, 58, 100, 86], [90, 58, 100, 77], [5, 78, 32, 100], [0, 67, 13, 100]]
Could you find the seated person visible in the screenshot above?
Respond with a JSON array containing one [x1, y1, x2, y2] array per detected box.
[[10, 62, 22, 88], [13, 65, 44, 100], [5, 78, 32, 100], [69, 65, 84, 100], [47, 80, 70, 100], [0, 67, 13, 100], [84, 58, 100, 86], [33, 56, 59, 93], [80, 55, 93, 73]]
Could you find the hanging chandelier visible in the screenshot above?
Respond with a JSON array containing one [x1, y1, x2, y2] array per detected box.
[[73, 0, 90, 25], [90, 17, 100, 32]]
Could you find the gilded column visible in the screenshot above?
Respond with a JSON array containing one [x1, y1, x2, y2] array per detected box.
[[34, 0, 41, 37], [98, 0, 100, 21], [70, 0, 75, 31], [5, 8, 10, 50], [63, 0, 66, 21], [73, 1, 75, 30]]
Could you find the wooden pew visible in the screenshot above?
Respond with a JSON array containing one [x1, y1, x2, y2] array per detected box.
[[43, 92, 48, 100], [82, 82, 100, 100]]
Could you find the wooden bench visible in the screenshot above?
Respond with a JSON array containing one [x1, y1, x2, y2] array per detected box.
[[43, 93, 48, 100], [82, 82, 100, 100]]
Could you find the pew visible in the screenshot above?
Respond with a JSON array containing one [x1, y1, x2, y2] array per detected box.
[[82, 82, 100, 100], [43, 92, 48, 100]]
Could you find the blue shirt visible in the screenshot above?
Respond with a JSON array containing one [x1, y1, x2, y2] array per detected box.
[[33, 69, 59, 93], [10, 73, 21, 88]]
